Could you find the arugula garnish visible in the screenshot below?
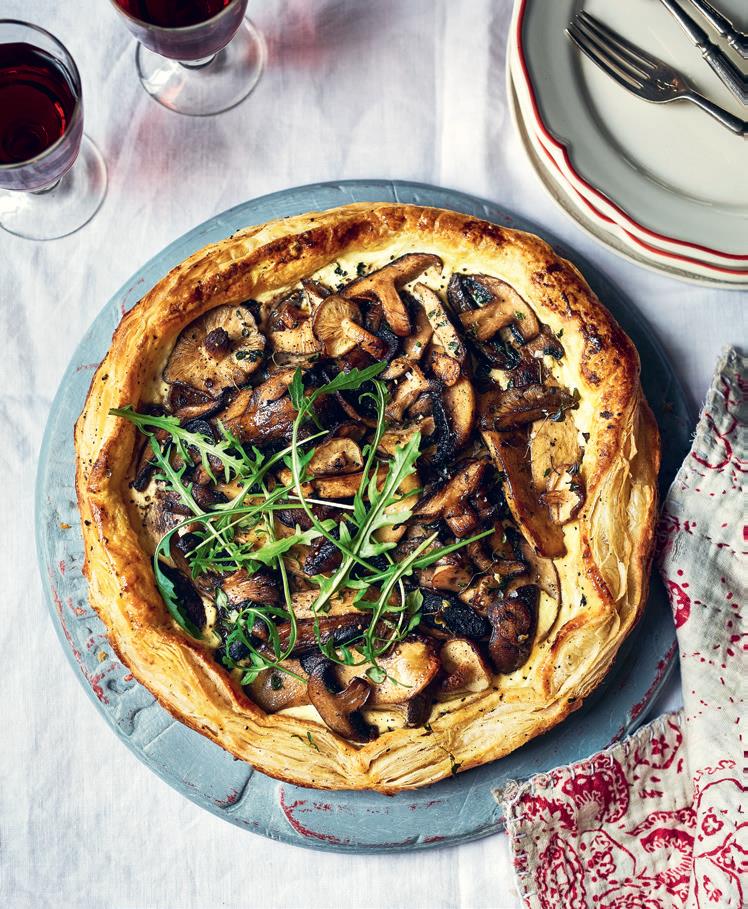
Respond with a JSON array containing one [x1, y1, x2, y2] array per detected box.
[[111, 362, 489, 686]]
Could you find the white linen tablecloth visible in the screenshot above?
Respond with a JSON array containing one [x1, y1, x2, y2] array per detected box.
[[1, 2, 744, 907]]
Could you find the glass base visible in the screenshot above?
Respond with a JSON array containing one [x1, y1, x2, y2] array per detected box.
[[136, 18, 266, 116], [0, 135, 107, 240]]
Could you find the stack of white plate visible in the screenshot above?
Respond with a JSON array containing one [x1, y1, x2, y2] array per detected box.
[[508, 0, 748, 288]]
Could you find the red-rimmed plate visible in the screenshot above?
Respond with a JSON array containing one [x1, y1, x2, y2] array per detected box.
[[511, 0, 748, 281]]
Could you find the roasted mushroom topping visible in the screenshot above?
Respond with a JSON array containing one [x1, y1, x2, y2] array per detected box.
[[420, 551, 474, 592], [449, 273, 539, 340], [222, 568, 279, 606], [312, 295, 386, 358], [269, 316, 320, 355], [307, 438, 364, 477], [479, 384, 577, 432], [306, 660, 376, 742], [482, 429, 565, 558], [410, 283, 466, 363], [439, 639, 493, 693], [420, 588, 492, 640], [303, 533, 343, 576], [157, 561, 206, 630], [487, 585, 539, 674], [166, 383, 230, 421], [277, 613, 369, 654], [414, 460, 489, 537], [442, 376, 476, 452], [336, 639, 440, 705], [244, 660, 310, 712], [515, 540, 561, 642], [222, 370, 298, 444], [427, 347, 461, 386], [143, 490, 191, 548], [163, 304, 265, 391], [385, 365, 431, 423], [447, 274, 537, 368], [342, 253, 442, 337]]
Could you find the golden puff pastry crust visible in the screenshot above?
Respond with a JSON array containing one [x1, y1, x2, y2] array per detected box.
[[75, 203, 660, 792]]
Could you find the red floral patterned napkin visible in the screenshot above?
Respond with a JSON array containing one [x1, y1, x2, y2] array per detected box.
[[500, 348, 745, 909]]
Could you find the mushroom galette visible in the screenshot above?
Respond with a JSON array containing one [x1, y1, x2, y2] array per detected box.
[[75, 204, 660, 791]]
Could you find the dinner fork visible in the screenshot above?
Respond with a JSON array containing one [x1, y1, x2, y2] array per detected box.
[[566, 11, 747, 136]]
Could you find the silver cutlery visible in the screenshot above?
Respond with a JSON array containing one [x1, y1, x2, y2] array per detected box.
[[685, 0, 748, 59], [658, 0, 746, 105], [566, 11, 747, 137]]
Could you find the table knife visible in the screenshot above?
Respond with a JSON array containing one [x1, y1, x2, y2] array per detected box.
[[658, 0, 747, 105]]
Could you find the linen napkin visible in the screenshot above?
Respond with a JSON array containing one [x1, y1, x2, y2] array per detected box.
[[500, 347, 745, 909]]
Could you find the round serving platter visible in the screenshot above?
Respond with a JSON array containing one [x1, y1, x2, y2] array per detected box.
[[36, 180, 692, 853]]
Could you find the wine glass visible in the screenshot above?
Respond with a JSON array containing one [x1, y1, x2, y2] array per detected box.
[[0, 20, 107, 241], [110, 0, 266, 116]]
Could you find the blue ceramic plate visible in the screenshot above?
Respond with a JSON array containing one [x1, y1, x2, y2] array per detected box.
[[35, 181, 691, 853]]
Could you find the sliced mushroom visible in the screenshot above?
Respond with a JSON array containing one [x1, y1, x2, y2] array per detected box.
[[269, 290, 307, 331], [439, 639, 493, 693], [277, 613, 370, 654], [311, 471, 364, 499], [447, 275, 524, 368], [448, 274, 539, 341], [458, 300, 517, 342], [303, 534, 343, 576], [481, 429, 565, 558], [301, 278, 332, 307], [191, 483, 228, 511], [244, 660, 310, 712], [337, 639, 440, 706], [222, 371, 298, 444], [289, 588, 361, 619], [163, 304, 265, 392], [377, 420, 434, 458], [308, 438, 364, 477], [311, 295, 386, 358], [222, 568, 279, 605], [342, 253, 442, 337], [419, 552, 474, 592], [385, 365, 431, 423], [399, 693, 433, 727], [410, 283, 466, 363], [143, 489, 191, 550], [157, 561, 206, 630], [516, 541, 561, 642], [442, 376, 476, 451], [479, 385, 577, 432], [523, 327, 565, 361], [307, 660, 376, 742], [487, 585, 539, 674], [269, 316, 320, 355], [381, 356, 413, 381], [427, 347, 461, 386], [420, 588, 492, 640], [166, 383, 230, 422], [402, 293, 433, 360], [414, 460, 488, 537]]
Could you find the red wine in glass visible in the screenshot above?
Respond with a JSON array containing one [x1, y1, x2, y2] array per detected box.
[[0, 20, 107, 240], [115, 0, 232, 29], [0, 42, 82, 191], [113, 0, 248, 60]]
